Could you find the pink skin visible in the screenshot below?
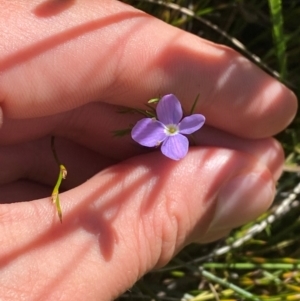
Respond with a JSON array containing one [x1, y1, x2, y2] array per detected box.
[[0, 1, 297, 300]]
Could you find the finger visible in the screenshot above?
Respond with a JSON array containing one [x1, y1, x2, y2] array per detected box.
[[0, 103, 284, 180], [0, 1, 296, 138], [193, 125, 284, 181], [0, 148, 275, 300]]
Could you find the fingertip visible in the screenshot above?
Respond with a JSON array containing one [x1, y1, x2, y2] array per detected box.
[[200, 49, 298, 138], [194, 126, 285, 181], [208, 168, 275, 232], [250, 79, 298, 137]]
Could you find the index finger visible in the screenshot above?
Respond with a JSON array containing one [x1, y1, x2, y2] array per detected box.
[[0, 0, 297, 138]]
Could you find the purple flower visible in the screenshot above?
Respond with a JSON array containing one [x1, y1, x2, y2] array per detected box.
[[131, 94, 205, 160]]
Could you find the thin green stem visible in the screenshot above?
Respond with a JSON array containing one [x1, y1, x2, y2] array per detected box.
[[190, 94, 200, 115], [51, 136, 67, 223]]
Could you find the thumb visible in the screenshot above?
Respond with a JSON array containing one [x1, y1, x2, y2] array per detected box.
[[0, 148, 275, 300]]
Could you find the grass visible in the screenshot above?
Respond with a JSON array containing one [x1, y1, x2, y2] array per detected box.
[[116, 1, 300, 300]]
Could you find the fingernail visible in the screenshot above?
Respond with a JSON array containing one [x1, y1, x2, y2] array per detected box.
[[209, 172, 275, 231]]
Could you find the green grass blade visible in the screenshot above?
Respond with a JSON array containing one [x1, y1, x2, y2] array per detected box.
[[200, 268, 262, 301], [268, 0, 287, 79]]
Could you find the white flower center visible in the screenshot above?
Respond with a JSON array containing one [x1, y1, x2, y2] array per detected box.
[[165, 124, 179, 136]]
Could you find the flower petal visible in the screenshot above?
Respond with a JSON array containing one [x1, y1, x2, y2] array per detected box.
[[131, 118, 166, 147], [179, 114, 206, 134], [156, 94, 183, 125], [161, 134, 189, 160]]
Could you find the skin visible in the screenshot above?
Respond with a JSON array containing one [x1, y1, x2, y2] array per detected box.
[[0, 1, 297, 300]]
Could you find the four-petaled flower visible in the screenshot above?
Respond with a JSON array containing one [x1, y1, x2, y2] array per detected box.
[[131, 94, 205, 160]]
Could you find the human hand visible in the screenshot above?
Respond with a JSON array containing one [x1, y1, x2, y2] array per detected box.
[[0, 1, 297, 300]]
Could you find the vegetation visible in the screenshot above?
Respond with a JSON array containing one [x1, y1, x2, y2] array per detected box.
[[117, 1, 300, 300]]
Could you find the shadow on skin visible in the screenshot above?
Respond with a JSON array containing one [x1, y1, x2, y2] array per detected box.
[[0, 10, 145, 73], [33, 0, 76, 18]]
